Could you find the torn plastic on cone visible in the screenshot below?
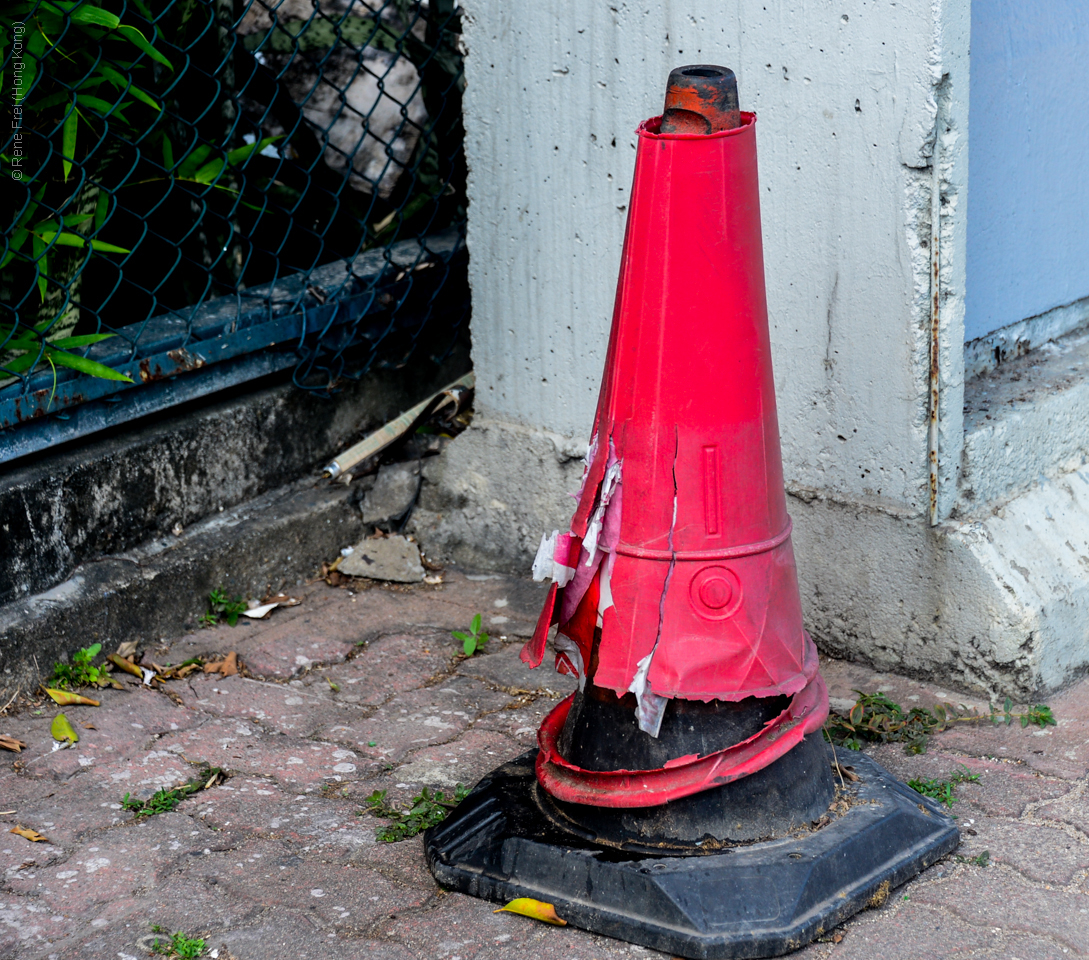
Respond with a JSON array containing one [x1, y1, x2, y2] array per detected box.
[[536, 669, 828, 807], [524, 108, 829, 800]]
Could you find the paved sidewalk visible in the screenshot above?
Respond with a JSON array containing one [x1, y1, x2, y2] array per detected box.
[[1, 570, 1087, 959]]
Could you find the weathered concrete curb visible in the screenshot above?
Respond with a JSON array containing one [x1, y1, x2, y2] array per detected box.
[[0, 479, 363, 703], [1, 347, 468, 606]]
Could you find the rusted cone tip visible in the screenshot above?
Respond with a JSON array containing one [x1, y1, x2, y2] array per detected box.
[[660, 64, 740, 135]]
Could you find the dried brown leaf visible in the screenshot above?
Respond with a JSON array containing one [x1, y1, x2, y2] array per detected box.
[[0, 735, 26, 752], [203, 652, 239, 677], [262, 593, 301, 607]]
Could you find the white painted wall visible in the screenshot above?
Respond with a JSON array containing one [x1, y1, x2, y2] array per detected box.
[[461, 0, 955, 512]]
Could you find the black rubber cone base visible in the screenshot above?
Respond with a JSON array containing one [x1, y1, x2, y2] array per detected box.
[[424, 748, 959, 959]]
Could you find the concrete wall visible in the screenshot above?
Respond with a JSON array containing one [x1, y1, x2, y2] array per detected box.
[[413, 0, 1089, 698], [462, 0, 953, 511], [965, 0, 1089, 341]]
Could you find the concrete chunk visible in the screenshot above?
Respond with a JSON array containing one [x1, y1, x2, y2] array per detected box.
[[361, 461, 420, 524], [340, 534, 424, 582]]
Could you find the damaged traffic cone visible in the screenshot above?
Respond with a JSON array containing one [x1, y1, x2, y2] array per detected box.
[[520, 63, 832, 844], [425, 66, 958, 960]]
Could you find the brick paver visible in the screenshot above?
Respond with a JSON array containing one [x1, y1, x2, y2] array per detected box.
[[1, 569, 1087, 959]]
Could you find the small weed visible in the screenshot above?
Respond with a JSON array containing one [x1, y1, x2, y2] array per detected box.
[[122, 768, 223, 817], [453, 613, 489, 656], [907, 765, 980, 807], [150, 928, 206, 957], [200, 587, 248, 628], [362, 784, 469, 841], [954, 849, 991, 867], [50, 643, 107, 689], [825, 691, 1056, 755]]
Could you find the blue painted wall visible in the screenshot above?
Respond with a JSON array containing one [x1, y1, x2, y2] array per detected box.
[[965, 1, 1089, 342]]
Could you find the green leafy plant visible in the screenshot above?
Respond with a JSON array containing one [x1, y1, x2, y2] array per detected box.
[[452, 613, 489, 656], [2, 0, 275, 389], [906, 765, 980, 807], [0, 319, 131, 385], [2, 185, 132, 317], [824, 691, 1056, 755], [122, 767, 223, 817], [362, 784, 469, 842], [2, 189, 132, 394], [150, 927, 206, 958], [160, 133, 282, 197], [954, 849, 991, 867], [2, 0, 169, 382], [50, 643, 107, 689], [200, 588, 248, 628]]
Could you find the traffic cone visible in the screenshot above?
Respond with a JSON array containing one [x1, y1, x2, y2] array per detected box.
[[426, 66, 958, 959], [520, 63, 830, 833]]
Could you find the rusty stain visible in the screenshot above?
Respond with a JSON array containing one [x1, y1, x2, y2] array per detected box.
[[166, 348, 206, 371], [137, 349, 205, 383], [5, 346, 204, 426], [927, 144, 942, 526], [928, 217, 940, 525]]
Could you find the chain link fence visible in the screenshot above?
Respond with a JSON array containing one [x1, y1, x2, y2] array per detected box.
[[2, 0, 468, 460]]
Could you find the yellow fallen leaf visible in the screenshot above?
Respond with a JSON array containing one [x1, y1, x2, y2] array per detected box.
[[41, 688, 100, 707], [494, 898, 567, 926], [10, 826, 48, 842], [107, 654, 144, 679], [51, 713, 79, 744]]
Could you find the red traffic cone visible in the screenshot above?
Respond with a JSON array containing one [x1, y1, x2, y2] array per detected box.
[[521, 63, 828, 812], [426, 66, 958, 960]]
